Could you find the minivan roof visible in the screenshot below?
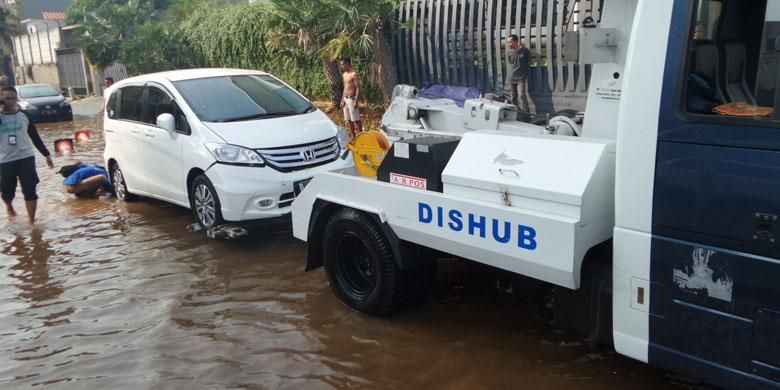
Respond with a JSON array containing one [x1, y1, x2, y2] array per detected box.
[[113, 68, 271, 86]]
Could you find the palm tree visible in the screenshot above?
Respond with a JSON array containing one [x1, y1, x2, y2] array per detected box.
[[319, 0, 400, 104], [265, 0, 342, 107]]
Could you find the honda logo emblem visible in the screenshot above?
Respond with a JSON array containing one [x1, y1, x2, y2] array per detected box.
[[301, 149, 316, 161]]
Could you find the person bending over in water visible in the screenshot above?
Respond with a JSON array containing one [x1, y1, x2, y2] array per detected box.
[[59, 163, 112, 198]]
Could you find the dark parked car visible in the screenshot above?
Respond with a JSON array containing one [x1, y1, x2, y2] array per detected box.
[[15, 83, 73, 122]]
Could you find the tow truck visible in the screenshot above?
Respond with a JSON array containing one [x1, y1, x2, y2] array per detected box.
[[291, 0, 780, 388]]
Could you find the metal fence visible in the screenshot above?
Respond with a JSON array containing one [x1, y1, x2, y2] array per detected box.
[[393, 0, 603, 96]]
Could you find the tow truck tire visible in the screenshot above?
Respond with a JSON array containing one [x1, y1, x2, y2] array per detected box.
[[401, 247, 438, 307], [323, 208, 402, 316]]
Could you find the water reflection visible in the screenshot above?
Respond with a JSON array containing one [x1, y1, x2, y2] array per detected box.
[[5, 228, 61, 304]]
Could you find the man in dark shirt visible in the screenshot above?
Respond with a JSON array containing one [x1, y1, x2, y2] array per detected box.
[[0, 87, 53, 224], [506, 34, 532, 113]]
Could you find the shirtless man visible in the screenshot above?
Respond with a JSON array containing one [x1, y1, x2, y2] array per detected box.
[[339, 56, 363, 138]]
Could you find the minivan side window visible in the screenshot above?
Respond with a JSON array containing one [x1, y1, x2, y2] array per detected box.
[[118, 86, 144, 122], [107, 91, 118, 119], [146, 87, 175, 124], [145, 86, 189, 134]]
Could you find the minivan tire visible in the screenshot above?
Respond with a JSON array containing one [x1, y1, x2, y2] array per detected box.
[[322, 208, 403, 316], [190, 174, 224, 230], [111, 162, 137, 201]]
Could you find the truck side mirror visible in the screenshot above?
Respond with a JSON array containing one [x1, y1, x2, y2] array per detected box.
[[156, 113, 176, 133]]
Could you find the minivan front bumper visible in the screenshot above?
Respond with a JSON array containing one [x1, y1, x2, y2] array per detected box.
[[205, 155, 353, 222]]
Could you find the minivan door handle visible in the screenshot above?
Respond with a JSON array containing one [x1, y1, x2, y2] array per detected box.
[[131, 128, 140, 135], [143, 129, 155, 138]]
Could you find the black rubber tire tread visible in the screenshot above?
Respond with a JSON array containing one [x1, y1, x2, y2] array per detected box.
[[111, 162, 137, 201], [322, 208, 403, 316], [400, 245, 438, 308], [190, 174, 224, 229]]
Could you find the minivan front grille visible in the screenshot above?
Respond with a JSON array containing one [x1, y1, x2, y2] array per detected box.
[[256, 137, 340, 172]]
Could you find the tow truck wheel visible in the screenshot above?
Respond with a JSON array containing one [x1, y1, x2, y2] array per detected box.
[[401, 246, 438, 307], [323, 208, 402, 316]]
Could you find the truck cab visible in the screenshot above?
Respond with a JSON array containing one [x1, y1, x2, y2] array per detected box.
[[292, 1, 780, 388]]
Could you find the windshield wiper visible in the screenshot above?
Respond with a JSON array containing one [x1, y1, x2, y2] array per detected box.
[[213, 109, 311, 123], [213, 113, 268, 122], [298, 106, 316, 114]]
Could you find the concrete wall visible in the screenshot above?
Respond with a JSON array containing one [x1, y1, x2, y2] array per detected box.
[[13, 28, 61, 66], [15, 64, 60, 87]]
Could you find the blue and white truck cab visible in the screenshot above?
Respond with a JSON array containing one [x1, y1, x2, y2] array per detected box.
[[291, 0, 780, 388]]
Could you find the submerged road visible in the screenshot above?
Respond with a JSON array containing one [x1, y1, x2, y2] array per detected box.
[[0, 110, 702, 389]]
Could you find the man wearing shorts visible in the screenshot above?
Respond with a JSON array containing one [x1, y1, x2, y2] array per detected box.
[[339, 56, 363, 138], [0, 87, 53, 224]]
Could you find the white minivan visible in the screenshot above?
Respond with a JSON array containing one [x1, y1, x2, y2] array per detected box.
[[103, 69, 352, 228]]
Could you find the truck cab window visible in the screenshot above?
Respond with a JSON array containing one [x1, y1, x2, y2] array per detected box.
[[755, 2, 780, 119], [684, 0, 778, 121]]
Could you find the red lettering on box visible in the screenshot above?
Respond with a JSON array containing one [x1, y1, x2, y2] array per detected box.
[[389, 173, 427, 190]]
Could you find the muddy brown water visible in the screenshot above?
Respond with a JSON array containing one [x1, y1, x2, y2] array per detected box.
[[0, 117, 698, 389]]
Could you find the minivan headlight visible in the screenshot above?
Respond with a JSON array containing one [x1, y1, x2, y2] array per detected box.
[[336, 126, 350, 149], [204, 143, 265, 167]]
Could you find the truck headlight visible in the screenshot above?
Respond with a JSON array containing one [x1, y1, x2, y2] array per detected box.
[[204, 143, 265, 167], [336, 126, 350, 149]]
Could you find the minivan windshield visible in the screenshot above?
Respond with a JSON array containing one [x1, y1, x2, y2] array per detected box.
[[17, 85, 60, 99], [173, 74, 315, 122]]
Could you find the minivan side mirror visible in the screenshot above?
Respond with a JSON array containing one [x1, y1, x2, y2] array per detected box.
[[157, 113, 176, 133]]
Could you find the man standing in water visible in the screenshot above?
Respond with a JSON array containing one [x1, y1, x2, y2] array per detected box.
[[506, 34, 532, 114], [0, 87, 53, 224], [339, 56, 363, 138]]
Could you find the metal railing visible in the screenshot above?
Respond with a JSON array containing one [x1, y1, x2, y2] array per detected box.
[[393, 0, 603, 96]]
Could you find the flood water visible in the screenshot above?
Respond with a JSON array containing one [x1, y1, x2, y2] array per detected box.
[[0, 116, 698, 389]]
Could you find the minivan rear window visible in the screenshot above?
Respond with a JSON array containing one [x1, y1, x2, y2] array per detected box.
[[173, 75, 314, 122]]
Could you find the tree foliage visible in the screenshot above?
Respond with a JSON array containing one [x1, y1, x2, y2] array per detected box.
[[66, 0, 402, 102], [0, 4, 23, 54], [66, 0, 205, 72], [317, 0, 401, 102]]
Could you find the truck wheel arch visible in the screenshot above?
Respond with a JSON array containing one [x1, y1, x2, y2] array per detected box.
[[306, 199, 412, 272]]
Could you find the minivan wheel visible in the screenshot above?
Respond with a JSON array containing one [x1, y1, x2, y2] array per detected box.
[[190, 174, 224, 229], [322, 208, 403, 316], [111, 163, 136, 201]]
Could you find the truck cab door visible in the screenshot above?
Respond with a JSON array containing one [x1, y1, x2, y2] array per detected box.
[[646, 0, 780, 386]]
